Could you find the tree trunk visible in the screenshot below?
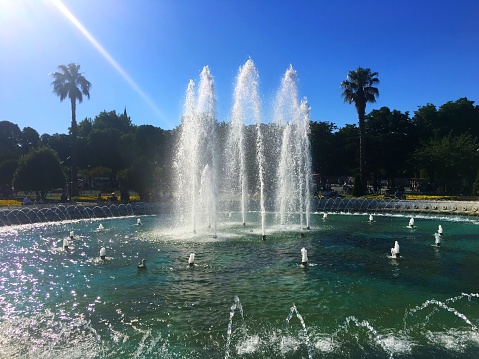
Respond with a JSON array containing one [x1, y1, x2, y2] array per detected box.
[[358, 110, 367, 194], [70, 98, 79, 197]]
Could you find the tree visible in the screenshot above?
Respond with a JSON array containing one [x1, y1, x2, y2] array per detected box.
[[340, 67, 380, 193], [12, 147, 65, 199], [93, 110, 133, 133], [331, 124, 359, 176], [0, 159, 18, 192], [51, 63, 91, 196], [414, 133, 479, 194], [412, 103, 438, 141], [40, 133, 72, 161], [0, 120, 23, 162], [20, 127, 40, 154], [365, 107, 416, 189], [128, 157, 156, 201], [472, 168, 479, 197], [437, 98, 479, 137], [310, 121, 337, 177]]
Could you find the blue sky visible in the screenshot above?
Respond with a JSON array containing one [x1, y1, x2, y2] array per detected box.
[[1, 0, 478, 135]]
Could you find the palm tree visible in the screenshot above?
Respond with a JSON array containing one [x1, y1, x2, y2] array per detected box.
[[51, 63, 91, 197], [340, 67, 379, 193]]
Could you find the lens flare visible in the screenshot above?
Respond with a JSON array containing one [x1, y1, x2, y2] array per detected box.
[[48, 0, 167, 123]]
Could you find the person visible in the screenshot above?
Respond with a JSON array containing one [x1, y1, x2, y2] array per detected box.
[[96, 193, 103, 205], [109, 192, 117, 203], [22, 196, 32, 205], [120, 190, 130, 204], [61, 192, 67, 203]]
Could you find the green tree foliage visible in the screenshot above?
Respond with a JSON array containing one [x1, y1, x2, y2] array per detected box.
[[412, 103, 438, 141], [134, 125, 168, 166], [330, 124, 360, 176], [365, 107, 416, 188], [3, 91, 478, 199], [51, 63, 91, 196], [20, 127, 40, 154], [78, 117, 93, 138], [352, 174, 363, 197], [340, 67, 380, 186], [412, 98, 479, 140], [437, 98, 479, 137], [93, 109, 132, 133], [414, 133, 479, 194], [128, 157, 156, 201], [0, 121, 22, 161], [0, 159, 18, 190], [87, 129, 125, 172], [40, 133, 72, 163], [472, 168, 479, 197], [310, 121, 337, 176], [13, 147, 65, 198]]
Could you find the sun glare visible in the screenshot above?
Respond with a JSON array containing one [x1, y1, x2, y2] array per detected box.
[[48, 0, 167, 123]]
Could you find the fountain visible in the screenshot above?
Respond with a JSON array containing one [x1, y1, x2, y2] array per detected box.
[[1, 61, 479, 357], [1, 193, 479, 357], [174, 66, 218, 235], [438, 224, 443, 235], [62, 236, 70, 251], [301, 247, 308, 266], [100, 246, 106, 260], [408, 217, 415, 228], [390, 240, 400, 258], [274, 65, 312, 231], [173, 60, 311, 239], [434, 232, 441, 246], [188, 252, 195, 267]]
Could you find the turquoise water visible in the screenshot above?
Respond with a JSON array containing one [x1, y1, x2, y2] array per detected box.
[[0, 211, 478, 358]]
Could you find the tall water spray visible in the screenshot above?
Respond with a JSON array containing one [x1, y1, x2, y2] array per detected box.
[[224, 60, 257, 225], [274, 65, 312, 230], [174, 61, 311, 238], [174, 66, 218, 234], [224, 60, 266, 237]]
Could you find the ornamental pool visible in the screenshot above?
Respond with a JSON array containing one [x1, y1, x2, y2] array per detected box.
[[0, 211, 478, 358]]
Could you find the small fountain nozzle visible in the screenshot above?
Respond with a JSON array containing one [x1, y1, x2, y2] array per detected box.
[[434, 233, 441, 246], [188, 253, 195, 267], [390, 241, 400, 258], [100, 247, 106, 260], [301, 247, 308, 266]]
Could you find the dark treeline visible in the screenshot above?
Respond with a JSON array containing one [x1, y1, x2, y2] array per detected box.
[[1, 97, 479, 200]]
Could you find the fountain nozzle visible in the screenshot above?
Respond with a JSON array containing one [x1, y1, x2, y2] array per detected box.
[[301, 247, 308, 266]]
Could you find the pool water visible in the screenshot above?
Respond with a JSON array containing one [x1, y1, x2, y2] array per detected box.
[[0, 211, 478, 358]]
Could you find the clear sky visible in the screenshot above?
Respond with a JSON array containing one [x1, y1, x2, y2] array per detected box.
[[1, 0, 478, 135]]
